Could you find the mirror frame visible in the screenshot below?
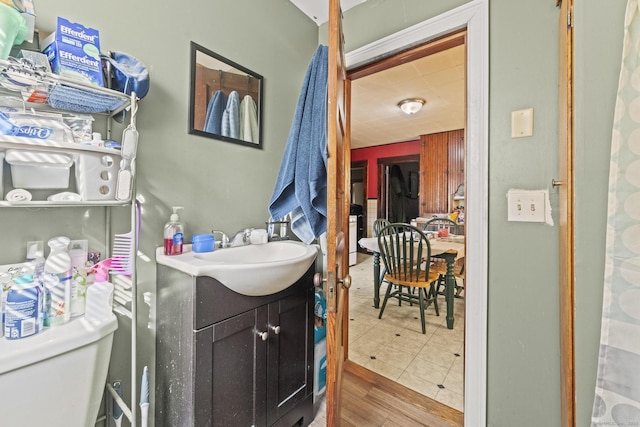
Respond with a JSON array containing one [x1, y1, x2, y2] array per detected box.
[[188, 42, 264, 149]]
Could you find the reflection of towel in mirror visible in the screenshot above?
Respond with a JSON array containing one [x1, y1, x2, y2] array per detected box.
[[203, 90, 226, 134], [269, 45, 328, 244], [239, 95, 259, 143], [222, 91, 240, 139]]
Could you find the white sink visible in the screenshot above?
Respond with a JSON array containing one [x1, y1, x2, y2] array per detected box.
[[155, 241, 318, 296]]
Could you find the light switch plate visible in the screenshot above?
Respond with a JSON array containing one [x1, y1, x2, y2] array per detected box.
[[511, 108, 534, 138], [507, 190, 546, 222]]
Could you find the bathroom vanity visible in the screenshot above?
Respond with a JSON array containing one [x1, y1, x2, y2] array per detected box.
[[155, 252, 316, 427]]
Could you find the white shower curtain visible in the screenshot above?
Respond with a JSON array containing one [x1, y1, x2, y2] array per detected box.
[[592, 1, 640, 425]]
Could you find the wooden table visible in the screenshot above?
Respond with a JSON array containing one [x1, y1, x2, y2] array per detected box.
[[358, 235, 465, 329]]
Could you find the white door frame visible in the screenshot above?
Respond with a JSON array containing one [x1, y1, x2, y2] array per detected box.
[[345, 1, 489, 425]]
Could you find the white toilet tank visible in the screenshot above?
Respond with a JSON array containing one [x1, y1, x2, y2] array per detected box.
[[0, 314, 118, 427]]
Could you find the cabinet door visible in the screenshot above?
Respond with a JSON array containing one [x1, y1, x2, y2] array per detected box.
[[266, 292, 313, 425], [420, 129, 465, 214], [420, 132, 449, 213], [208, 308, 267, 427]]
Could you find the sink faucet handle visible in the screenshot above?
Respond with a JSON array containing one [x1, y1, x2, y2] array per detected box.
[[239, 228, 253, 245]]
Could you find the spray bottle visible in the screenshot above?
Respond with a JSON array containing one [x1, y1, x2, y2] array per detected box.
[[26, 241, 45, 283], [85, 259, 115, 323], [164, 207, 185, 255]]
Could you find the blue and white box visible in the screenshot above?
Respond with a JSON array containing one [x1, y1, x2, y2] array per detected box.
[[42, 17, 103, 87], [314, 338, 327, 401]]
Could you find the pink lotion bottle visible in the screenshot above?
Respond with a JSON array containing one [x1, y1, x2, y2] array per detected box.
[[164, 207, 185, 255]]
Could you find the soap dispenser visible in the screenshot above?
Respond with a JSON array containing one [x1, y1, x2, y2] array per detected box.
[[164, 207, 185, 255]]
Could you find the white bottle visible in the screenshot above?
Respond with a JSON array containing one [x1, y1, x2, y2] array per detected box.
[[85, 259, 114, 323], [68, 240, 88, 317], [44, 236, 72, 327], [164, 206, 185, 255]]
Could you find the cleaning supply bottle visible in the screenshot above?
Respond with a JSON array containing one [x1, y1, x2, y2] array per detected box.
[[25, 241, 45, 330], [43, 236, 72, 327], [85, 259, 114, 323], [68, 240, 88, 317], [26, 241, 45, 283], [4, 273, 42, 339], [164, 207, 185, 255]]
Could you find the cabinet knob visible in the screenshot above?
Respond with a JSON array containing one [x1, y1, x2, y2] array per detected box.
[[257, 331, 268, 341], [271, 325, 281, 335]]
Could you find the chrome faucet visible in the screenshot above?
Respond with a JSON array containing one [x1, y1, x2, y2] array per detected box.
[[211, 230, 230, 248], [229, 228, 253, 247]]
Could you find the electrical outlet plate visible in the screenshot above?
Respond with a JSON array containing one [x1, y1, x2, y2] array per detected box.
[[507, 190, 545, 222], [511, 108, 534, 138]]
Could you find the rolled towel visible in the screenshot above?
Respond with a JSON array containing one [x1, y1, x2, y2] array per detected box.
[[47, 191, 81, 202], [6, 188, 32, 202]]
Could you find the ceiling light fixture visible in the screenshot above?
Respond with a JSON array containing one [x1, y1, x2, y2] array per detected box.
[[397, 98, 426, 115]]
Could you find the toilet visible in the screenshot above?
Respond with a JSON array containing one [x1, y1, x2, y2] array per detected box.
[[0, 314, 118, 427]]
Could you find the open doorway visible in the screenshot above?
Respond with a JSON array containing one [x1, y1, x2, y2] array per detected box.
[[378, 156, 420, 223], [342, 2, 488, 424], [346, 31, 468, 416]]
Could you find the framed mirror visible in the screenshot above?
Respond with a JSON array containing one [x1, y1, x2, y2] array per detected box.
[[189, 42, 263, 148]]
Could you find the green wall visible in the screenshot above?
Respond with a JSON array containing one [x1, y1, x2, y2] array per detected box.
[[488, 1, 561, 424]]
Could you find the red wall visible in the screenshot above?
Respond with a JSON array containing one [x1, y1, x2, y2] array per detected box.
[[351, 140, 420, 198]]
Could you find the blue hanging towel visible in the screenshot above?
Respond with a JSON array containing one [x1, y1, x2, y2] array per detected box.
[[269, 45, 328, 244], [222, 90, 240, 139], [203, 90, 227, 134]]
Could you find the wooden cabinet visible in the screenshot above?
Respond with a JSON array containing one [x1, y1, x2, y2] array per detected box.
[[419, 129, 464, 214], [156, 263, 315, 427]]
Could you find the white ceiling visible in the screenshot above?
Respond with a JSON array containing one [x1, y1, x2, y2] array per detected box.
[[350, 45, 465, 149], [291, 1, 466, 149], [290, 0, 367, 25]]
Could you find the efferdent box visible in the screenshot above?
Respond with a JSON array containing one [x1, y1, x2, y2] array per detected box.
[[42, 17, 103, 87]]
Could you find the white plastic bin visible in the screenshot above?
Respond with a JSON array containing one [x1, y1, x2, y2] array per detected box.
[[75, 151, 120, 201], [5, 149, 73, 189]]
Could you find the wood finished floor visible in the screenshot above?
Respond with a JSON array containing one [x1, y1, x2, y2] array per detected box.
[[311, 360, 463, 426]]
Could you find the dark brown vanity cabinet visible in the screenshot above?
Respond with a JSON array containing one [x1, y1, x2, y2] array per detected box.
[[156, 263, 315, 427]]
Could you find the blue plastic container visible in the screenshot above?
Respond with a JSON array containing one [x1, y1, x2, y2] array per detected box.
[[191, 234, 214, 253]]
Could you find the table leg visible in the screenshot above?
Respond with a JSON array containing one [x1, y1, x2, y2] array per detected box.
[[373, 252, 380, 308], [439, 251, 457, 330]]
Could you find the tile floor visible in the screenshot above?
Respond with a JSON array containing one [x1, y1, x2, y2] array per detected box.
[[309, 252, 465, 426]]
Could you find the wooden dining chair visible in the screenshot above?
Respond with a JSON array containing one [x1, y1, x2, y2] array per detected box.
[[372, 218, 391, 237], [422, 217, 465, 298], [377, 222, 440, 334], [421, 217, 461, 236]]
